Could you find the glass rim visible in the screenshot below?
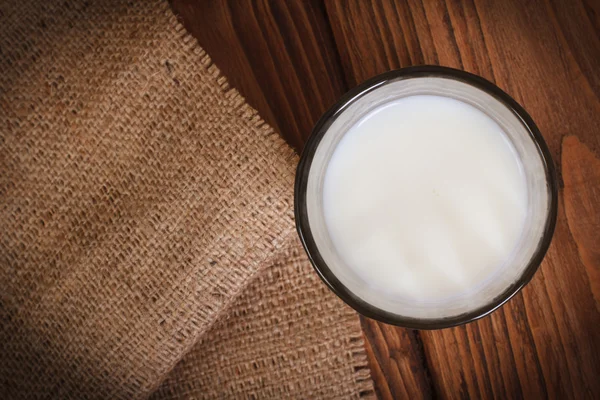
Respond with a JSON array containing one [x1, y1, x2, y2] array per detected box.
[[294, 65, 558, 330]]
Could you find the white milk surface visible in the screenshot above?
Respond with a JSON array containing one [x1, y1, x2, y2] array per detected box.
[[323, 95, 528, 301]]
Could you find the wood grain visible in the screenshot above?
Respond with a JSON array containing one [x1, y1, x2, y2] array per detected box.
[[172, 0, 600, 398], [361, 318, 433, 399], [562, 136, 600, 312], [171, 0, 346, 150]]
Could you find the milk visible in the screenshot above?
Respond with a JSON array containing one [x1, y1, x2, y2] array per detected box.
[[323, 95, 528, 301]]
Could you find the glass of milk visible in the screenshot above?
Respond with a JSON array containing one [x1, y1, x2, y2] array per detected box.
[[295, 66, 557, 329]]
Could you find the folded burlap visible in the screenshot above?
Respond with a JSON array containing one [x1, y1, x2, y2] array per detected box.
[[0, 0, 373, 398], [152, 239, 373, 399]]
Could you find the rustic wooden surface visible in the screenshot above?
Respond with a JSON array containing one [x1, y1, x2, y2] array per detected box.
[[171, 0, 600, 398]]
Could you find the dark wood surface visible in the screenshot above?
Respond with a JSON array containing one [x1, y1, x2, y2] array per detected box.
[[171, 1, 600, 398]]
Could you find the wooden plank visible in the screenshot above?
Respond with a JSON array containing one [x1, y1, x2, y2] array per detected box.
[[562, 136, 600, 311], [170, 0, 347, 150], [325, 0, 600, 398], [361, 318, 434, 399]]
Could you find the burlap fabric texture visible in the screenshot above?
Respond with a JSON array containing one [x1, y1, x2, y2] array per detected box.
[[0, 0, 374, 398]]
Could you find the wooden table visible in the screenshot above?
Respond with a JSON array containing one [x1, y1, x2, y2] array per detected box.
[[171, 1, 600, 398]]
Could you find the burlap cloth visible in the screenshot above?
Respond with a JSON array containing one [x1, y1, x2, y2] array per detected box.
[[0, 0, 374, 398]]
